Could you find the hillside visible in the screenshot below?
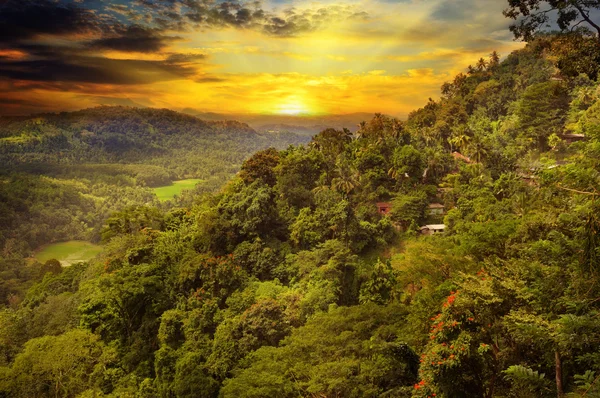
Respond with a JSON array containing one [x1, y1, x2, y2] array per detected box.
[[185, 111, 380, 135], [0, 106, 308, 174], [0, 106, 310, 257], [1, 33, 600, 398]]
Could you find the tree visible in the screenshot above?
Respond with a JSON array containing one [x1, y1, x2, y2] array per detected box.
[[3, 329, 116, 398], [389, 145, 426, 184], [331, 162, 360, 197], [503, 0, 600, 43], [489, 51, 500, 69], [239, 148, 281, 187], [476, 57, 488, 72], [551, 33, 600, 80], [220, 304, 418, 398], [390, 191, 428, 228], [515, 81, 570, 150]]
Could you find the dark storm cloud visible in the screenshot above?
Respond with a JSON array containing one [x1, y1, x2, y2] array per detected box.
[[89, 25, 181, 53], [0, 0, 371, 111], [0, 49, 198, 85], [0, 0, 370, 51], [0, 0, 103, 42]]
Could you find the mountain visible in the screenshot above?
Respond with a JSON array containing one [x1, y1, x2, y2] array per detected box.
[[182, 110, 386, 135], [0, 106, 313, 253], [0, 106, 312, 175]]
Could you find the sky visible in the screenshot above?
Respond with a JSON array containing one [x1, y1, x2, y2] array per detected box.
[[0, 0, 525, 117]]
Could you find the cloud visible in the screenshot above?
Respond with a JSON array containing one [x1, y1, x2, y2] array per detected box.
[[261, 4, 369, 37], [0, 45, 199, 85], [165, 53, 208, 63], [89, 25, 180, 53], [0, 0, 525, 116], [430, 0, 472, 22], [0, 0, 103, 42]]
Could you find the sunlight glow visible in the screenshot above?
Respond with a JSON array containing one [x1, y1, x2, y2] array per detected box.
[[273, 97, 314, 115]]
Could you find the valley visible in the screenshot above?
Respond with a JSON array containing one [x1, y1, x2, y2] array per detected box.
[[1, 0, 600, 396]]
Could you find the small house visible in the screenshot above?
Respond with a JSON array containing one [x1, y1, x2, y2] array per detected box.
[[560, 134, 586, 144], [427, 203, 445, 216], [376, 202, 392, 216], [420, 224, 446, 235]]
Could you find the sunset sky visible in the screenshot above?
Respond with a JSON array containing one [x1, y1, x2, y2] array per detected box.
[[0, 0, 525, 117]]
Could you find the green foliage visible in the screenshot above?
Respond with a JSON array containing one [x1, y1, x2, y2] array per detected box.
[[221, 304, 418, 398], [503, 1, 600, 44], [391, 190, 428, 227], [515, 81, 570, 150], [0, 329, 117, 398], [504, 365, 552, 397], [239, 148, 281, 186], [3, 34, 600, 398]]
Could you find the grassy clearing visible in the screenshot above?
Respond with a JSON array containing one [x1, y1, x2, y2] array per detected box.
[[152, 178, 204, 201], [34, 240, 102, 267]]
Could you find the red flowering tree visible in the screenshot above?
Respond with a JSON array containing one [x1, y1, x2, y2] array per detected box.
[[412, 270, 509, 398]]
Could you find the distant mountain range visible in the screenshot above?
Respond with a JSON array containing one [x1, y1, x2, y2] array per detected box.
[[181, 110, 394, 135], [0, 106, 311, 176]]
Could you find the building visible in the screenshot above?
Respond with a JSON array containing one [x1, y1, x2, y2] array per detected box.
[[427, 203, 445, 216], [420, 224, 446, 235], [560, 134, 586, 144], [376, 202, 392, 216]]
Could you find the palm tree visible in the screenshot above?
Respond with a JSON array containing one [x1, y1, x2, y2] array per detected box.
[[311, 184, 330, 195], [468, 137, 488, 163], [356, 121, 368, 139], [450, 133, 470, 153], [388, 119, 404, 144], [424, 147, 446, 181], [331, 162, 360, 197], [476, 57, 488, 72], [489, 51, 500, 69]]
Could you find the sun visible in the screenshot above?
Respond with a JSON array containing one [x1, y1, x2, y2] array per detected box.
[[271, 96, 318, 116], [277, 103, 307, 115], [276, 100, 309, 115]]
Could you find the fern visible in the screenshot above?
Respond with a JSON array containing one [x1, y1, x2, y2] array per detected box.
[[573, 370, 600, 397], [504, 365, 546, 383], [504, 365, 551, 396]]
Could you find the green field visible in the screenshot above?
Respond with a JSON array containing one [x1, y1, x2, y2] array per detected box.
[[34, 240, 102, 267], [152, 179, 204, 201]]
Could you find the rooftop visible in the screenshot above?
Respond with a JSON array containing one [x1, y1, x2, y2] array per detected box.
[[428, 203, 445, 209], [421, 224, 446, 230]]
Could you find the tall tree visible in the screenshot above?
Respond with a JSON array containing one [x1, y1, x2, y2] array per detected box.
[[504, 0, 600, 43]]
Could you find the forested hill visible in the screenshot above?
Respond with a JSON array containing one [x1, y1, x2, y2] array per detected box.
[[0, 106, 310, 264], [0, 106, 305, 168], [2, 33, 600, 398]]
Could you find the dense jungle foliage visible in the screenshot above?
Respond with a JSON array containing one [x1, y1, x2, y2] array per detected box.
[[0, 107, 308, 299], [2, 33, 600, 397]]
